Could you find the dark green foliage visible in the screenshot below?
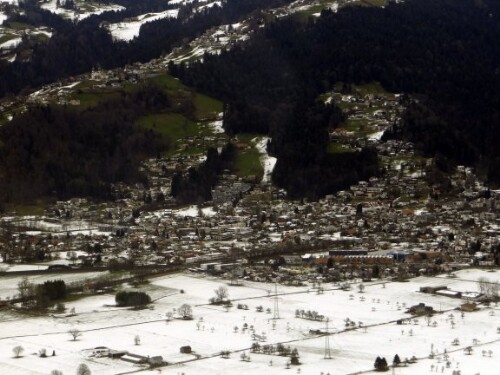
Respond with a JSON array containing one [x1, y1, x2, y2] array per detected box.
[[374, 356, 389, 371], [32, 279, 67, 309], [115, 291, 151, 307], [40, 280, 67, 301], [0, 85, 169, 204], [393, 354, 401, 366], [171, 143, 235, 204]]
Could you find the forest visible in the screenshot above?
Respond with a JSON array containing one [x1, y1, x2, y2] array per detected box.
[[172, 0, 500, 194], [0, 84, 170, 205]]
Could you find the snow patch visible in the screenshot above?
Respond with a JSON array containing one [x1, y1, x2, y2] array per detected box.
[[173, 205, 217, 217], [253, 137, 277, 183], [0, 11, 8, 25], [107, 9, 179, 41], [0, 36, 20, 49], [208, 119, 224, 134], [368, 130, 385, 141]]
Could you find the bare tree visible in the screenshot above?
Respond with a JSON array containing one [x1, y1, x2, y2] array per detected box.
[[478, 277, 491, 296], [166, 311, 173, 323], [17, 277, 36, 309], [425, 314, 433, 327], [178, 304, 193, 320], [214, 286, 229, 303], [69, 329, 82, 341], [76, 363, 91, 375], [12, 345, 24, 358]]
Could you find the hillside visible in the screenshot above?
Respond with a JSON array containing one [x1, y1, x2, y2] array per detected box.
[[172, 0, 500, 193]]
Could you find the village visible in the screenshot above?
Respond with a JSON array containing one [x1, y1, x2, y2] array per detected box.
[[1, 62, 499, 287]]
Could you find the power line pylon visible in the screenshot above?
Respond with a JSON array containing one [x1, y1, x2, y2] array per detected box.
[[324, 318, 332, 359]]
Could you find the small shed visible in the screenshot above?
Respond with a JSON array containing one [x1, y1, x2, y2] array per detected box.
[[180, 345, 192, 354]]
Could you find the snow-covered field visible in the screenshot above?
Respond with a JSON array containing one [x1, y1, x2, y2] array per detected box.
[[107, 9, 179, 41], [0, 269, 498, 374]]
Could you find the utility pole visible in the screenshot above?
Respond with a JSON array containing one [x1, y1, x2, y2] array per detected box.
[[324, 318, 332, 359], [273, 282, 280, 319]]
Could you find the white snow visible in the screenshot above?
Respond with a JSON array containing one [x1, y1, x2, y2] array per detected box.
[[0, 270, 497, 375], [0, 12, 8, 25], [208, 119, 224, 133], [197, 1, 222, 11], [169, 0, 209, 4], [0, 36, 20, 49], [253, 137, 277, 183], [171, 205, 217, 218], [107, 9, 179, 41], [368, 130, 385, 141]]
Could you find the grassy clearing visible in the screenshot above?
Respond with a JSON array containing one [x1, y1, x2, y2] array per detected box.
[[3, 21, 31, 31], [233, 147, 264, 180], [135, 113, 215, 155], [0, 33, 18, 45], [347, 0, 386, 8], [136, 113, 199, 138], [70, 89, 120, 109], [193, 93, 223, 120], [340, 118, 371, 134], [5, 200, 51, 216], [327, 142, 355, 154], [236, 133, 265, 144], [149, 73, 223, 120], [149, 73, 187, 91]]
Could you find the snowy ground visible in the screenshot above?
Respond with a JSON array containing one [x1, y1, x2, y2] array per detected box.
[[0, 271, 110, 300], [253, 137, 277, 183], [0, 11, 8, 25], [0, 269, 498, 374], [107, 9, 179, 41]]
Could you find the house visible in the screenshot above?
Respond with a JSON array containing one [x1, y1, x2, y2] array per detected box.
[[120, 353, 148, 364], [180, 346, 192, 354], [420, 286, 448, 294]]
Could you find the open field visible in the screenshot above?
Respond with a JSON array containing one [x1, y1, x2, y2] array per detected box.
[[0, 269, 497, 374]]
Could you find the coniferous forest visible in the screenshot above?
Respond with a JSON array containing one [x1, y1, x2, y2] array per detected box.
[[0, 85, 170, 203]]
